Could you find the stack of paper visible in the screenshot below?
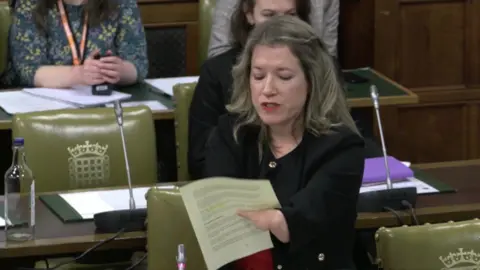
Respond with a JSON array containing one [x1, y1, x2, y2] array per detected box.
[[59, 187, 149, 219], [0, 86, 133, 114], [24, 85, 131, 107], [145, 76, 199, 96], [0, 91, 76, 114]]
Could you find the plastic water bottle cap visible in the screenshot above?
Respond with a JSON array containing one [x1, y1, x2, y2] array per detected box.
[[13, 137, 24, 146]]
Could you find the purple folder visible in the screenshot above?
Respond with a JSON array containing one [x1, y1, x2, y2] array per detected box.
[[363, 156, 414, 184]]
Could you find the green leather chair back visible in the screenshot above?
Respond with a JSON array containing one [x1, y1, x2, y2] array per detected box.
[[12, 106, 158, 193], [375, 219, 480, 270], [173, 83, 197, 181], [198, 0, 216, 66], [0, 2, 11, 75], [147, 184, 207, 270]]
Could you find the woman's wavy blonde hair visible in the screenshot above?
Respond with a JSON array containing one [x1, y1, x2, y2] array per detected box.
[[227, 15, 359, 144]]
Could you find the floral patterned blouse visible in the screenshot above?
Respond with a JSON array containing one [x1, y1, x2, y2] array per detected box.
[[3, 0, 148, 86]]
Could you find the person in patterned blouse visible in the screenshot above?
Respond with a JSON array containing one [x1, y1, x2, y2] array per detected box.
[[6, 0, 148, 88]]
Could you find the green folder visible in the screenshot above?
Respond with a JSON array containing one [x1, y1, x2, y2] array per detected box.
[[412, 168, 456, 194], [39, 194, 84, 222], [345, 67, 407, 98]]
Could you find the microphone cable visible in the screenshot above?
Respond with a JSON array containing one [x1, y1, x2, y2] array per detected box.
[[382, 206, 405, 226], [402, 200, 419, 225], [125, 252, 148, 270], [17, 227, 126, 270]]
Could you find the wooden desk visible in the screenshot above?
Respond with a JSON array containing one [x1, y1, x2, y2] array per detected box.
[[0, 159, 478, 259], [0, 68, 417, 131], [345, 68, 418, 108]]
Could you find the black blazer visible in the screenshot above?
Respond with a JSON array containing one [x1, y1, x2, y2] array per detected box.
[[206, 114, 366, 270], [188, 47, 241, 180]]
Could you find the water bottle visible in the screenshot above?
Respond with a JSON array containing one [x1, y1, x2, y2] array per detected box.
[[4, 137, 35, 241]]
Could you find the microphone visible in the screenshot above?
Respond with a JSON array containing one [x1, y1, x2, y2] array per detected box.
[[370, 85, 393, 190], [93, 101, 147, 233], [114, 101, 136, 210], [176, 244, 186, 270], [356, 85, 417, 212]]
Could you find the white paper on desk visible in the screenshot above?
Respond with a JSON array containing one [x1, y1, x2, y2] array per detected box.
[[59, 187, 149, 219], [402, 161, 411, 167], [145, 76, 199, 96], [0, 216, 12, 227], [96, 187, 149, 210], [360, 177, 439, 195], [0, 91, 76, 114], [60, 192, 114, 219], [23, 85, 131, 107], [105, 100, 168, 112]]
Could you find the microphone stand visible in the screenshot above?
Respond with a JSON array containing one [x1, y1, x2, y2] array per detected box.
[[115, 101, 136, 211], [356, 85, 417, 212], [355, 85, 418, 269], [93, 101, 147, 233]]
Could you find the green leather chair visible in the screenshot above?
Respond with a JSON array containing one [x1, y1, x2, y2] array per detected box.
[[173, 83, 197, 181], [0, 2, 10, 75], [147, 184, 207, 270], [198, 0, 216, 66], [12, 106, 158, 193], [12, 106, 158, 269], [375, 219, 480, 269]]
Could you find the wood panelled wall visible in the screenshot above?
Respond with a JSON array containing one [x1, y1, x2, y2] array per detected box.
[[4, 0, 479, 164], [374, 0, 480, 163]]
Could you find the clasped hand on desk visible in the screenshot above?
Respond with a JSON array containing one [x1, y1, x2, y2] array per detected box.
[[75, 49, 123, 85]]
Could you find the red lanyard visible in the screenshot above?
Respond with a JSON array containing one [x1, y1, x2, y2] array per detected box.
[[57, 0, 88, 66]]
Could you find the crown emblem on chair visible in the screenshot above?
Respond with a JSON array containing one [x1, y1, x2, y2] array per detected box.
[[67, 141, 108, 158], [439, 248, 480, 269], [67, 141, 110, 188]]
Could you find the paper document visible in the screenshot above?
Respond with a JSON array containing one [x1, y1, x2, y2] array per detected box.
[[0, 91, 76, 114], [180, 177, 280, 270], [145, 76, 199, 96], [0, 216, 10, 227], [95, 187, 149, 210], [360, 177, 439, 195], [59, 187, 149, 219], [60, 192, 115, 219], [105, 100, 168, 112], [23, 85, 131, 107], [402, 161, 411, 167]]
